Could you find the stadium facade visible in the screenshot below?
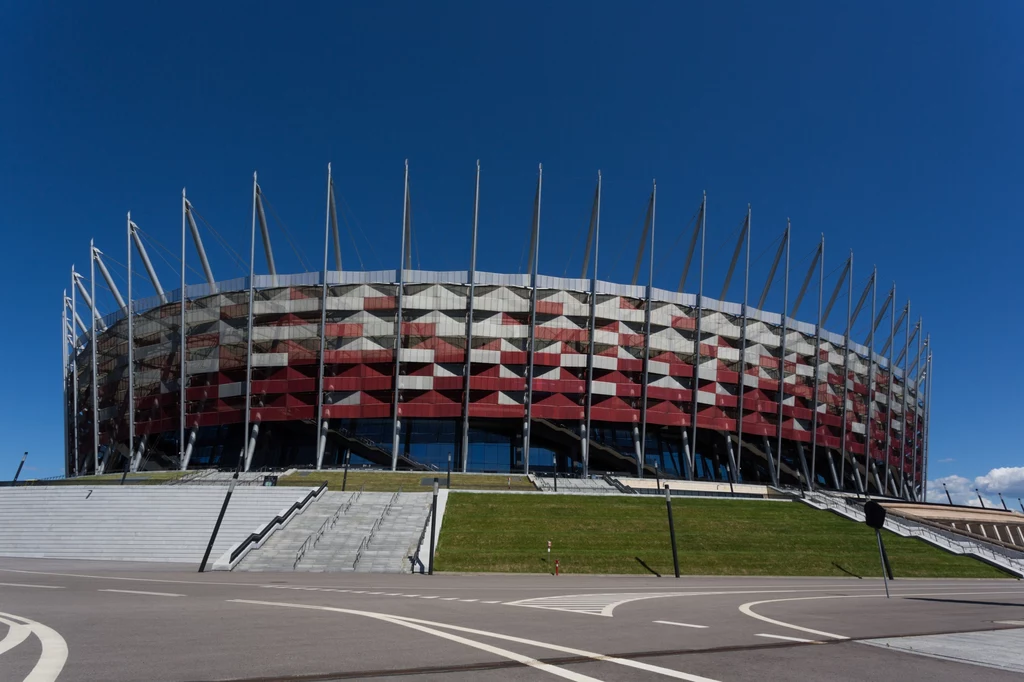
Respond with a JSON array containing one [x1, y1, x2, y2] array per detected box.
[[62, 163, 932, 499]]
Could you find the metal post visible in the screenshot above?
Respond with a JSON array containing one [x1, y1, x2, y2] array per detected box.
[[185, 202, 217, 289], [447, 452, 452, 489], [341, 449, 351, 491], [655, 461, 661, 490], [864, 269, 877, 493], [999, 493, 1008, 511], [689, 193, 707, 480], [12, 452, 27, 484], [910, 326, 925, 499], [63, 295, 70, 475], [94, 251, 126, 311], [180, 190, 188, 470], [840, 251, 855, 491], [898, 305, 911, 498], [553, 451, 558, 492], [70, 274, 80, 476], [392, 161, 410, 471], [316, 164, 333, 470], [882, 286, 897, 494], [976, 488, 985, 508], [90, 242, 100, 474], [461, 161, 480, 472], [428, 478, 438, 575], [243, 173, 258, 471], [255, 186, 276, 278], [775, 222, 791, 486], [126, 213, 136, 472], [943, 483, 953, 505], [923, 350, 932, 501], [639, 182, 656, 478], [665, 484, 680, 578], [130, 223, 167, 303], [876, 530, 891, 597], [198, 478, 236, 572], [523, 164, 542, 474], [1018, 498, 1023, 513], [583, 172, 601, 479], [809, 236, 824, 490], [735, 206, 751, 478]]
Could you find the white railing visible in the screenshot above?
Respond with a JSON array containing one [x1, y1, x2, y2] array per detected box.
[[804, 492, 1024, 578]]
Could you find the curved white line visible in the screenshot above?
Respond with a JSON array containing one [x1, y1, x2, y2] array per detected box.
[[230, 599, 720, 681], [0, 611, 69, 682], [739, 596, 854, 640], [229, 600, 599, 681], [385, 612, 721, 682], [738, 588, 1024, 642], [0, 616, 32, 656]]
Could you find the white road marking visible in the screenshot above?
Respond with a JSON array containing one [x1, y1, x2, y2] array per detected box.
[[738, 589, 1024, 642], [0, 611, 69, 682], [0, 616, 32, 655], [459, 599, 478, 602], [228, 600, 602, 681], [440, 597, 459, 601], [99, 589, 184, 597], [419, 595, 438, 599], [482, 600, 501, 604], [505, 587, 908, 617], [0, 582, 64, 590], [229, 599, 722, 681], [654, 620, 709, 629], [755, 633, 816, 643], [995, 620, 1024, 626]]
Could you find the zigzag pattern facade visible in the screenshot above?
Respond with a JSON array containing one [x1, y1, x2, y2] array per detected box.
[[65, 269, 926, 494]]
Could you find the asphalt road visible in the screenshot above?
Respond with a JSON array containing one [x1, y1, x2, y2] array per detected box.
[[0, 557, 1022, 681]]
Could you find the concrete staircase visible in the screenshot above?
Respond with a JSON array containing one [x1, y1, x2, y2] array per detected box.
[[235, 491, 354, 571], [236, 491, 432, 573], [0, 485, 319, 567]]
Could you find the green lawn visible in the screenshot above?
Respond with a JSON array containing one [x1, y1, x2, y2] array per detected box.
[[280, 470, 537, 493], [434, 493, 1009, 578]]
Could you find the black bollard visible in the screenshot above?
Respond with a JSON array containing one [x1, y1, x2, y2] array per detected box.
[[428, 478, 439, 575], [341, 449, 351, 491], [665, 484, 680, 579]]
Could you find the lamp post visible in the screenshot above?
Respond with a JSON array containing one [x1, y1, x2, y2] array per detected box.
[[975, 488, 985, 508], [942, 482, 953, 505]]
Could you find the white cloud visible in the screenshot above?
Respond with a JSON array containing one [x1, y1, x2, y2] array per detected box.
[[927, 466, 1024, 508], [937, 458, 955, 463]]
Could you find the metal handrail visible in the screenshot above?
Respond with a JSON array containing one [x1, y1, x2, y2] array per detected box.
[[805, 491, 1024, 576], [352, 537, 368, 569], [228, 481, 328, 567]]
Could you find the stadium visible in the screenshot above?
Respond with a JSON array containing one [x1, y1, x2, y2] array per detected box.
[[61, 164, 931, 499]]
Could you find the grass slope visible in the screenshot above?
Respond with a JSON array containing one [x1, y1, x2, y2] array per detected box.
[[280, 471, 536, 493], [435, 493, 1008, 578]]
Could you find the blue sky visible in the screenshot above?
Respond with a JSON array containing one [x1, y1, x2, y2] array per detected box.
[[1, 2, 1021, 501]]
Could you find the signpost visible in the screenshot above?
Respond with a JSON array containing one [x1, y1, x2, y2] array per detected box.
[[864, 500, 892, 598]]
